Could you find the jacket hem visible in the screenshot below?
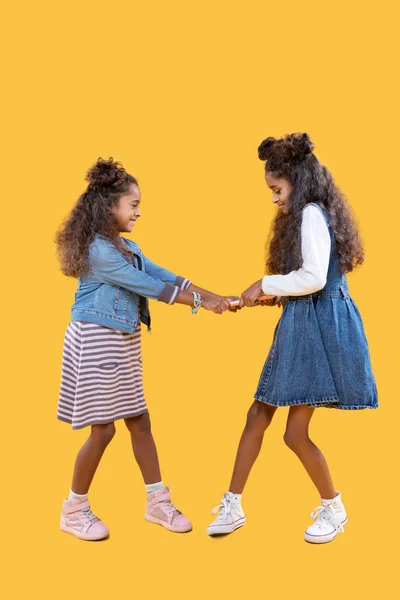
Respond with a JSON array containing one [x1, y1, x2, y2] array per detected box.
[[71, 309, 138, 333]]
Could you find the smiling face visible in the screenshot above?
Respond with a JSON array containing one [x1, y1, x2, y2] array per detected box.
[[265, 171, 293, 214], [112, 183, 141, 233]]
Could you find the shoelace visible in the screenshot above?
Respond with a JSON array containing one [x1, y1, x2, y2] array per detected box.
[[212, 494, 233, 520], [162, 498, 181, 517], [80, 506, 99, 525], [311, 504, 344, 533]]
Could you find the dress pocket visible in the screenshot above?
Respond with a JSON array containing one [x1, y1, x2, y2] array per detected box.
[[98, 360, 120, 372]]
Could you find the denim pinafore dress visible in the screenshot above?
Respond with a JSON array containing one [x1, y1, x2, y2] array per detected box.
[[254, 203, 378, 410]]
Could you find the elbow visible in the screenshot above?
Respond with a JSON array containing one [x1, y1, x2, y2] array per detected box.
[[301, 267, 326, 294], [309, 273, 327, 293]]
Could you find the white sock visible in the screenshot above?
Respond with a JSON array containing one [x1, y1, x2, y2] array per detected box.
[[321, 491, 340, 504], [229, 492, 242, 505], [146, 481, 164, 494], [69, 489, 88, 501]]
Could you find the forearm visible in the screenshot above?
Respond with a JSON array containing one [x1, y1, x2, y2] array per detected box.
[[174, 288, 197, 307], [262, 270, 326, 296], [187, 283, 215, 298]]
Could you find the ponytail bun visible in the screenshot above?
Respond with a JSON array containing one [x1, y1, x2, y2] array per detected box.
[[258, 137, 277, 161], [85, 157, 128, 188], [285, 132, 314, 161], [258, 132, 315, 165]]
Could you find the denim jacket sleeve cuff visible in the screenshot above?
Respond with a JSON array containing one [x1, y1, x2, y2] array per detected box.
[[158, 283, 181, 305], [175, 276, 192, 291]]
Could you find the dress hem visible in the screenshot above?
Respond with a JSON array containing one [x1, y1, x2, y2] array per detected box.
[[57, 409, 149, 430], [254, 395, 378, 410]]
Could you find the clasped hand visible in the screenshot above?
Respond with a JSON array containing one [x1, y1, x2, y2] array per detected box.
[[239, 278, 279, 308], [202, 279, 281, 314]]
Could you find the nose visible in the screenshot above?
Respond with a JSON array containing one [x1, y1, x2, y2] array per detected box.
[[272, 194, 279, 204]]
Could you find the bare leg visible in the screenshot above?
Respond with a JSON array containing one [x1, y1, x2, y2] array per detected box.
[[71, 422, 116, 494], [229, 401, 277, 494], [284, 405, 336, 499], [125, 412, 162, 484]]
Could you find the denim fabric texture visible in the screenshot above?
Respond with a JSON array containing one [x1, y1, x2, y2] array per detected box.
[[255, 203, 378, 410], [71, 235, 182, 333]]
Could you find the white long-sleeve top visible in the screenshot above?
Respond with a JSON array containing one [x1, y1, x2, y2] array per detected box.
[[261, 204, 331, 297]]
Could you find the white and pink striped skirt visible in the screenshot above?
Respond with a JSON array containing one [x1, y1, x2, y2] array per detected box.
[[57, 321, 148, 430]]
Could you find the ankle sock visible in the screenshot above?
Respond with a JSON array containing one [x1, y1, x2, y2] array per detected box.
[[146, 481, 164, 494], [229, 492, 242, 505], [69, 489, 88, 501], [321, 491, 341, 504]]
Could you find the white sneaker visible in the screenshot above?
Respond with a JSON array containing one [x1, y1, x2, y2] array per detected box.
[[207, 492, 246, 536], [304, 492, 348, 544]]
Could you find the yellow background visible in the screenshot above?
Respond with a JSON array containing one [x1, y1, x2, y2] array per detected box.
[[2, 1, 399, 598]]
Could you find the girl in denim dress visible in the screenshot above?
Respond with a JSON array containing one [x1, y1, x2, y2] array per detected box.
[[56, 157, 236, 541], [208, 133, 378, 543]]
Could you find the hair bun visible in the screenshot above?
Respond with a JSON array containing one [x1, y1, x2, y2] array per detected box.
[[258, 137, 276, 161], [85, 157, 127, 188], [284, 132, 314, 161], [258, 132, 314, 165]]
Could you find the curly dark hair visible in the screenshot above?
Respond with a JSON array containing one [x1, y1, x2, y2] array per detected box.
[[258, 133, 364, 275], [55, 158, 138, 278]]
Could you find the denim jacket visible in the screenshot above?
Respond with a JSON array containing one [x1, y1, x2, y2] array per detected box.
[[71, 234, 191, 333]]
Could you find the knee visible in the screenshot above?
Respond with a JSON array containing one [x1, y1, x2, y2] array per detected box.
[[125, 412, 151, 436], [283, 427, 308, 452], [245, 402, 274, 435], [92, 422, 116, 446]]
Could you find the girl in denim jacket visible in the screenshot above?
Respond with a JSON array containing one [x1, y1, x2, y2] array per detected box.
[[207, 133, 378, 544], [56, 157, 236, 540]]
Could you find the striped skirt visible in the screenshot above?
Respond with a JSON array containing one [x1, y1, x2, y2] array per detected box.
[[57, 321, 148, 430]]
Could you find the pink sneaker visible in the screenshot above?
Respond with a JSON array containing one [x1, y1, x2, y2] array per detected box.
[[145, 486, 192, 533], [60, 498, 109, 541]]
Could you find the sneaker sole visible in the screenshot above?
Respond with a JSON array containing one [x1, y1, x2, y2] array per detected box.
[[207, 517, 246, 536], [60, 522, 109, 541], [304, 517, 348, 544], [145, 514, 193, 533]]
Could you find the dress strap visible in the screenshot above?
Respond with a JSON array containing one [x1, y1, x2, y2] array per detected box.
[[306, 203, 330, 227]]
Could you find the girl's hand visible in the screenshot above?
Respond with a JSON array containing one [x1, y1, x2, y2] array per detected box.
[[202, 294, 231, 314], [258, 295, 282, 307], [240, 279, 265, 308], [226, 295, 241, 312]]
